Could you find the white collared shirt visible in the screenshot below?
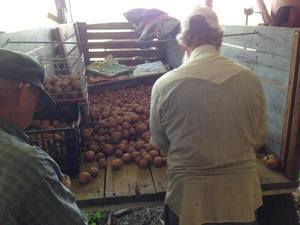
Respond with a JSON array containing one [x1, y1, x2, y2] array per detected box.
[[150, 45, 266, 225]]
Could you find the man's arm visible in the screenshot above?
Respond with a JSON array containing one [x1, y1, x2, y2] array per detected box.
[[25, 173, 87, 225]]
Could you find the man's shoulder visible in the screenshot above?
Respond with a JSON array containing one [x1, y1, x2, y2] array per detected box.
[[153, 68, 185, 93], [0, 128, 60, 179]]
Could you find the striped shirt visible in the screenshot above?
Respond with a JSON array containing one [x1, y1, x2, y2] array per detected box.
[[0, 119, 87, 225]]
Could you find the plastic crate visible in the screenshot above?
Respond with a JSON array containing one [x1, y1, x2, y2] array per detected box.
[[26, 105, 82, 178], [39, 54, 88, 104]]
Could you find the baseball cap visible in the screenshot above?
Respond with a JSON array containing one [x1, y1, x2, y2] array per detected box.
[[180, 6, 221, 34], [0, 48, 55, 107]]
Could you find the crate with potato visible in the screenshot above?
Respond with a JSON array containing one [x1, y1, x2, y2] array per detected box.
[[44, 74, 88, 104], [26, 105, 82, 178]]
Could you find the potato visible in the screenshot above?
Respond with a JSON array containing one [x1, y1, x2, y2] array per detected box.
[[83, 128, 93, 140], [138, 159, 148, 169], [122, 122, 130, 130], [103, 144, 114, 155], [129, 128, 136, 135], [122, 130, 130, 138], [98, 158, 107, 169], [116, 125, 123, 132], [149, 150, 160, 158], [136, 123, 147, 134], [141, 131, 150, 142], [89, 167, 99, 177], [117, 143, 127, 151], [263, 154, 279, 170], [143, 154, 152, 163], [134, 156, 142, 165], [131, 151, 140, 159], [127, 146, 135, 154], [95, 152, 105, 160], [31, 119, 41, 129], [90, 109, 98, 120], [79, 172, 91, 184], [135, 140, 145, 150], [111, 159, 123, 170], [122, 153, 132, 164], [72, 80, 81, 91], [111, 131, 122, 144], [145, 143, 155, 151], [89, 144, 100, 153], [115, 149, 123, 158], [153, 156, 164, 167], [84, 151, 96, 162]]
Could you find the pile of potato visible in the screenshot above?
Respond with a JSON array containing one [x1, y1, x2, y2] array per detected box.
[[30, 119, 73, 130], [44, 75, 82, 99], [79, 85, 166, 184]]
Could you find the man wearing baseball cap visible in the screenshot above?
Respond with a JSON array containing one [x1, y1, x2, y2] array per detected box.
[[0, 49, 87, 225], [150, 6, 266, 225]]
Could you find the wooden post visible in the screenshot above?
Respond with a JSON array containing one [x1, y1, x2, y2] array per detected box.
[[256, 0, 272, 25], [285, 30, 300, 180], [206, 0, 213, 8], [74, 22, 90, 66]]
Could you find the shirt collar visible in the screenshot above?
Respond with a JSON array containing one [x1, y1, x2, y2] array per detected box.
[[188, 44, 219, 62], [0, 119, 29, 143]]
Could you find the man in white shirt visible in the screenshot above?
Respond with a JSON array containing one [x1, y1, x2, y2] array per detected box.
[[150, 6, 266, 225]]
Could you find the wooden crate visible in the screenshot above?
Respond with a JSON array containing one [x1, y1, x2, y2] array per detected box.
[[75, 22, 164, 66]]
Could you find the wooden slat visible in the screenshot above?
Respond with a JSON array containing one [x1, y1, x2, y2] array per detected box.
[[258, 159, 297, 191], [58, 23, 77, 41], [87, 40, 160, 49], [75, 22, 90, 66], [87, 22, 132, 30], [105, 157, 133, 197], [71, 161, 105, 201], [90, 57, 161, 66], [286, 31, 300, 180], [222, 25, 296, 58], [105, 157, 155, 197], [127, 163, 156, 195], [87, 32, 138, 40], [221, 45, 290, 86], [151, 166, 168, 193], [89, 49, 160, 58]]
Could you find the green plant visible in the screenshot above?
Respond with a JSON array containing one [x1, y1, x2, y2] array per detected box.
[[86, 210, 104, 225]]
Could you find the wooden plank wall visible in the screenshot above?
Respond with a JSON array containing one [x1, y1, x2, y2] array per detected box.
[[0, 27, 56, 76], [54, 23, 83, 75], [76, 22, 162, 66], [221, 25, 300, 173]]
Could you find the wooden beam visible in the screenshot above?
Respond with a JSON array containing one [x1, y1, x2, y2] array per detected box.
[[87, 40, 160, 49], [87, 22, 132, 30], [286, 31, 300, 180], [90, 57, 160, 66], [75, 22, 90, 66], [206, 0, 213, 8], [89, 49, 160, 58], [87, 32, 138, 40], [256, 0, 272, 25]]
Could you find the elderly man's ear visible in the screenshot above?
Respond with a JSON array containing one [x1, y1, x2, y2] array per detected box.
[[180, 43, 193, 56]]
